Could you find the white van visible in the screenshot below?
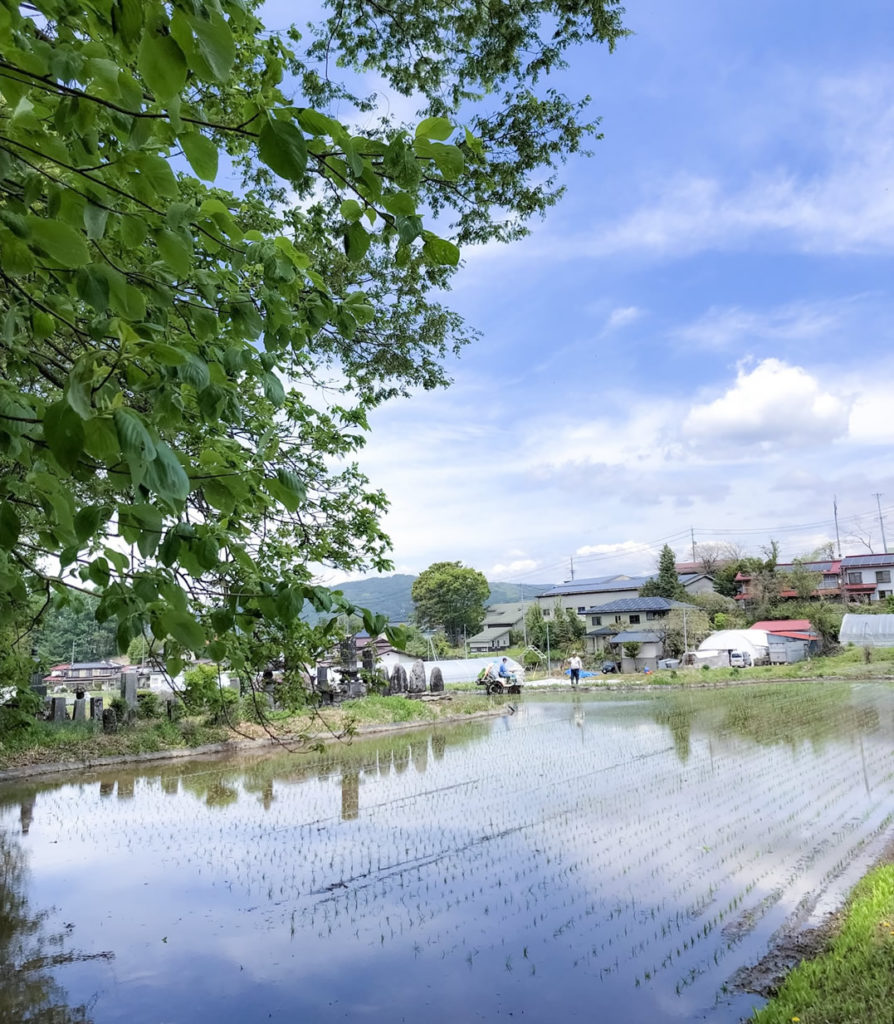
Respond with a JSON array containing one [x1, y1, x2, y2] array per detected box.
[[729, 651, 752, 668]]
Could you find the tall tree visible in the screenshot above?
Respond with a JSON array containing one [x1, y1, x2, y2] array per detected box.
[[411, 562, 489, 646], [0, 0, 628, 681], [640, 545, 686, 600]]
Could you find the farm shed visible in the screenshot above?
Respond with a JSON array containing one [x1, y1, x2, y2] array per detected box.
[[839, 614, 894, 647], [697, 629, 770, 665]]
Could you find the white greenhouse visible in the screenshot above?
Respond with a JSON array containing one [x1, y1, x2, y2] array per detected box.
[[839, 614, 894, 648]]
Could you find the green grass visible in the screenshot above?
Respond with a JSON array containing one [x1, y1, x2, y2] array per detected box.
[[751, 864, 894, 1024], [0, 693, 496, 772]]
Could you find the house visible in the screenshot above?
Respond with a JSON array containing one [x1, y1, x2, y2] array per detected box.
[[583, 597, 697, 655], [733, 559, 843, 602], [537, 573, 713, 621], [43, 661, 121, 690], [607, 630, 665, 673], [839, 554, 894, 602], [468, 602, 526, 653]]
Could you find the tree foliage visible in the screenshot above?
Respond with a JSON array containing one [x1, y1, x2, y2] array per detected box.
[[640, 545, 686, 600], [411, 561, 489, 645], [0, 0, 628, 677]]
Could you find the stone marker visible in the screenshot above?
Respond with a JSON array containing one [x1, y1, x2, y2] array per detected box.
[[407, 658, 426, 694], [102, 707, 117, 734], [429, 666, 444, 693], [90, 696, 104, 722], [72, 697, 87, 722], [50, 697, 67, 721], [389, 664, 407, 695], [120, 671, 138, 707]]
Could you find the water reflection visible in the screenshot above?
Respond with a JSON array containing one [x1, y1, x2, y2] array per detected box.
[[0, 685, 891, 1024], [0, 829, 100, 1023]]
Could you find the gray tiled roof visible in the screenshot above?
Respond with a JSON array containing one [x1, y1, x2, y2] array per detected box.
[[609, 631, 663, 644], [585, 597, 695, 614]]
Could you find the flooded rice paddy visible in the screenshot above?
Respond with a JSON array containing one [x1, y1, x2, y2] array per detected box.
[[1, 681, 893, 1024]]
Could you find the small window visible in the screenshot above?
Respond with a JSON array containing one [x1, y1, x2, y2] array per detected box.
[[577, 606, 586, 614], [628, 614, 641, 624], [847, 572, 863, 584], [646, 611, 658, 621], [543, 609, 550, 617], [614, 615, 622, 623], [876, 570, 891, 583], [591, 616, 602, 627]]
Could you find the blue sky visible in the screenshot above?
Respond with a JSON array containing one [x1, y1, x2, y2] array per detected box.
[[264, 0, 894, 585]]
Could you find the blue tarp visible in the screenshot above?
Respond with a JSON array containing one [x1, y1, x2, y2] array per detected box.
[[564, 669, 595, 677]]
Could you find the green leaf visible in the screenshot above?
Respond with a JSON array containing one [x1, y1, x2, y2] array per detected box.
[[297, 108, 339, 136], [381, 192, 416, 217], [180, 131, 218, 181], [188, 10, 235, 82], [84, 202, 109, 240], [428, 143, 464, 181], [0, 502, 21, 550], [143, 442, 190, 504], [114, 407, 156, 466], [74, 505, 104, 544], [202, 476, 235, 514], [422, 234, 460, 267], [258, 117, 308, 184], [138, 29, 187, 103], [167, 611, 205, 652], [415, 116, 453, 142], [340, 199, 362, 222], [156, 228, 192, 277], [43, 400, 85, 472], [344, 221, 370, 262], [263, 372, 285, 406], [24, 217, 89, 267]]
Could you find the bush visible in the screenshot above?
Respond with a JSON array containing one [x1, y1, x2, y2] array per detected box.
[[136, 691, 163, 719]]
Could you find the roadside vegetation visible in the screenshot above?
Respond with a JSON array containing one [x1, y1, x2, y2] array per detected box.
[[0, 691, 495, 774], [750, 863, 894, 1024]]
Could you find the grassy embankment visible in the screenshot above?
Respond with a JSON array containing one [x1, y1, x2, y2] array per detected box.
[[0, 692, 494, 773], [750, 863, 894, 1024]]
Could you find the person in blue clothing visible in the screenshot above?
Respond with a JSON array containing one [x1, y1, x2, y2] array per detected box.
[[498, 658, 515, 683]]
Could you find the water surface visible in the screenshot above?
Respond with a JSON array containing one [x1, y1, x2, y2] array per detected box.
[[1, 682, 892, 1023]]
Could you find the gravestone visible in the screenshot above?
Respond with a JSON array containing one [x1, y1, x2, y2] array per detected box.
[[407, 659, 426, 694], [72, 698, 87, 722], [389, 665, 407, 695], [30, 683, 48, 700], [361, 646, 375, 673], [102, 707, 118, 733], [120, 671, 138, 708], [50, 697, 67, 721], [90, 697, 104, 722], [429, 666, 444, 693]]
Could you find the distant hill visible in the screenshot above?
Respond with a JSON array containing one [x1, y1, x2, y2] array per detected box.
[[305, 575, 551, 625]]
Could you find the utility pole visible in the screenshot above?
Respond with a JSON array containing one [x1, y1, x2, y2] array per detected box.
[[691, 527, 696, 564], [874, 493, 888, 553], [833, 495, 842, 558], [569, 556, 575, 581], [545, 623, 551, 677]]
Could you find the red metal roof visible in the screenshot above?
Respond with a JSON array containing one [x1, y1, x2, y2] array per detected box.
[[750, 619, 814, 632]]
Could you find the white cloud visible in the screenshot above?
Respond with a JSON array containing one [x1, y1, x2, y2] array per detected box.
[[682, 359, 851, 451], [604, 306, 643, 332], [673, 301, 842, 352], [488, 558, 539, 579]]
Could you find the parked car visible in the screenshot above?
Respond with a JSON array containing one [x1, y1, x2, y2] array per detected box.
[[601, 660, 619, 674], [729, 651, 752, 668], [657, 658, 681, 670]]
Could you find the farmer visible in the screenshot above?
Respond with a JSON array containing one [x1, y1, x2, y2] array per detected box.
[[568, 652, 582, 687], [498, 658, 516, 684]]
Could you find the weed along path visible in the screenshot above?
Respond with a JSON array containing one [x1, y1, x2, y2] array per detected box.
[[1, 682, 892, 1023]]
